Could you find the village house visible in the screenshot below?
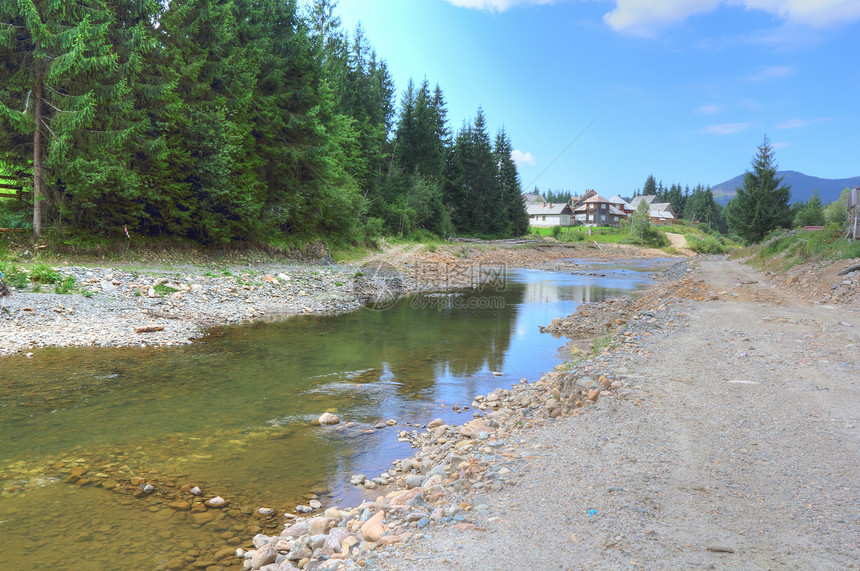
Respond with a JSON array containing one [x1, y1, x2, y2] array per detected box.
[[571, 192, 626, 227], [629, 195, 676, 225], [525, 200, 573, 227]]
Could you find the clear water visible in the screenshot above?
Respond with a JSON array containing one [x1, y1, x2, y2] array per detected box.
[[0, 265, 665, 569]]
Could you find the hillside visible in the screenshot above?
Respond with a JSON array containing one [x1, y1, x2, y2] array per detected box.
[[711, 170, 860, 205]]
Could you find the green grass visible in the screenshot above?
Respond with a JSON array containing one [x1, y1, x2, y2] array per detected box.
[[532, 225, 630, 244], [153, 283, 179, 296], [592, 332, 614, 355], [750, 224, 859, 270]]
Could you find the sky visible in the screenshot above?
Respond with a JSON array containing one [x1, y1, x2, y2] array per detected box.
[[331, 0, 860, 197]]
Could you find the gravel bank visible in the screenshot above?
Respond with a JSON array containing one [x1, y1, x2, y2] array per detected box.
[[234, 256, 858, 571], [0, 241, 674, 357], [366, 257, 860, 570]]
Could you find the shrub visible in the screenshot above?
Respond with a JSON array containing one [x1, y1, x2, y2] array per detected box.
[[551, 225, 562, 238], [687, 234, 730, 254], [30, 264, 60, 285]]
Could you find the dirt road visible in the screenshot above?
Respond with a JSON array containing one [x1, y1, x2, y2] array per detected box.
[[378, 257, 860, 570]]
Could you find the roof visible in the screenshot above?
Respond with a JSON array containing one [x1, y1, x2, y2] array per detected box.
[[526, 202, 572, 216], [629, 195, 657, 209], [522, 193, 545, 203], [608, 195, 632, 209], [582, 193, 613, 204]]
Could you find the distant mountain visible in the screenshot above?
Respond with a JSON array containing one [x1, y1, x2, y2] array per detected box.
[[711, 171, 860, 206]]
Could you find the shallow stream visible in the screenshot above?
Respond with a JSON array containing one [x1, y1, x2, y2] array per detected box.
[[0, 263, 666, 569]]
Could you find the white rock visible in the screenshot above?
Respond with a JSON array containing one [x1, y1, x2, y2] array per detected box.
[[318, 412, 340, 425], [206, 496, 227, 507], [189, 486, 201, 495]]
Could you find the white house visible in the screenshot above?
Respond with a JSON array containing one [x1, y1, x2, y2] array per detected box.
[[526, 201, 573, 227], [629, 195, 676, 225]]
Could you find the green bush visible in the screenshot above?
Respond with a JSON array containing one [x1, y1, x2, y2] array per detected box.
[[551, 225, 562, 238], [0, 261, 27, 288], [54, 275, 76, 294], [30, 263, 60, 285], [687, 234, 730, 254]]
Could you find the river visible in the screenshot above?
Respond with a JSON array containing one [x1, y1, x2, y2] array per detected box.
[[0, 261, 668, 570]]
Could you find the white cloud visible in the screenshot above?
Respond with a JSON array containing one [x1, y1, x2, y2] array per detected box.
[[775, 117, 824, 129], [443, 0, 557, 11], [511, 149, 537, 167], [746, 65, 794, 82], [703, 122, 753, 135], [695, 104, 721, 115], [604, 0, 860, 35]]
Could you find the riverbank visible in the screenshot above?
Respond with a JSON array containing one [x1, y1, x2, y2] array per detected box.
[[0, 241, 669, 356], [348, 256, 859, 570], [222, 254, 860, 571]]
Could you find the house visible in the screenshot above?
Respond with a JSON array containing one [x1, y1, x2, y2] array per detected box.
[[526, 201, 573, 227], [629, 195, 676, 225], [608, 195, 635, 220], [572, 193, 625, 227], [522, 192, 545, 204]]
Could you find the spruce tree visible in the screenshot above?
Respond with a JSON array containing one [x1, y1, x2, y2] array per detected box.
[[0, 0, 134, 236], [726, 135, 792, 243], [494, 128, 528, 236]]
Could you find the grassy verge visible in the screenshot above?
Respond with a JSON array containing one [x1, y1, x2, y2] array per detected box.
[[742, 225, 860, 270]]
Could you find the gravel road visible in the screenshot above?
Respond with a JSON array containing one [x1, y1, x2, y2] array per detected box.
[[375, 257, 860, 570]]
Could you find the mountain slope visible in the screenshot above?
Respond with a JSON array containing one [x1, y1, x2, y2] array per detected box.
[[711, 171, 860, 205]]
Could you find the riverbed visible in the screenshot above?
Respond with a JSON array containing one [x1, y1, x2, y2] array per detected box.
[[0, 262, 669, 570]]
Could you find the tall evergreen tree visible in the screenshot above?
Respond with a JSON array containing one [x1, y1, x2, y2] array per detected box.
[[726, 135, 792, 242], [0, 0, 137, 236], [642, 175, 657, 197], [494, 128, 528, 236]]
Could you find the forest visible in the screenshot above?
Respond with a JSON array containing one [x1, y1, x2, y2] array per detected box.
[[0, 0, 529, 244]]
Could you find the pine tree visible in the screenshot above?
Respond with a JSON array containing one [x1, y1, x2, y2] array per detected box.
[[0, 0, 136, 236], [643, 175, 657, 197], [726, 135, 792, 243], [494, 128, 528, 236]]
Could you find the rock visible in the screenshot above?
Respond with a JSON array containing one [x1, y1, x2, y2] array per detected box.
[[143, 484, 154, 494], [189, 486, 201, 495], [404, 474, 425, 489], [206, 496, 227, 508], [587, 389, 600, 402], [706, 545, 736, 553], [249, 543, 277, 568], [350, 474, 366, 486], [169, 500, 191, 511], [258, 507, 275, 516], [323, 528, 351, 552], [428, 418, 445, 429], [214, 547, 237, 560], [295, 505, 313, 514], [281, 520, 311, 539], [318, 412, 340, 426], [307, 517, 329, 536], [135, 325, 164, 334], [190, 512, 215, 525], [308, 499, 322, 510], [360, 510, 385, 542], [324, 507, 341, 519]]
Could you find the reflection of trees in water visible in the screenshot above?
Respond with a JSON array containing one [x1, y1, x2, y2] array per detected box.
[[384, 286, 525, 396]]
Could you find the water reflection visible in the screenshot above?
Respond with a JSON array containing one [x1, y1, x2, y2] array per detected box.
[[0, 264, 667, 570]]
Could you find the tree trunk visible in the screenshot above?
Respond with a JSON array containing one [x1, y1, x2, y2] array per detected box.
[[33, 78, 43, 238]]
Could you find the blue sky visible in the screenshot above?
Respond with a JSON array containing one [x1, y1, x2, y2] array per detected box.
[[331, 0, 859, 197]]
